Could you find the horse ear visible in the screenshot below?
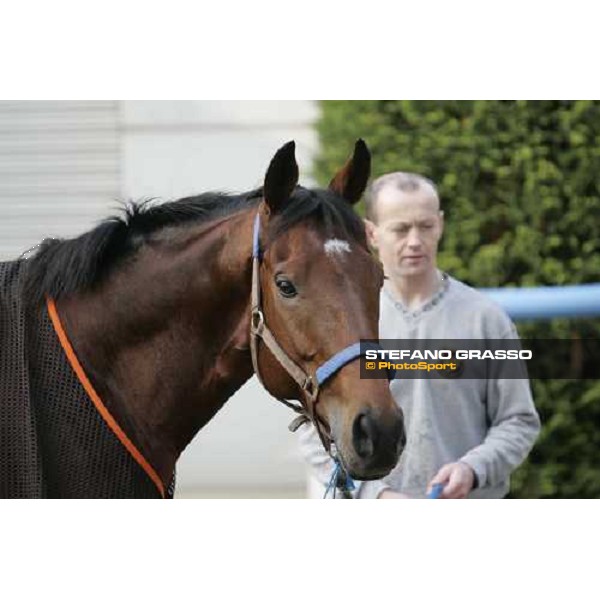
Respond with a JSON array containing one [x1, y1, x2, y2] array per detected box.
[[328, 139, 371, 205], [263, 141, 299, 213]]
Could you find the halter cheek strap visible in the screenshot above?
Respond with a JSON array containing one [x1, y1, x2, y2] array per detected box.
[[249, 212, 388, 454]]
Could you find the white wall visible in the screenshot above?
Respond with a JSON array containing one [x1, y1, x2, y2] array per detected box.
[[0, 101, 120, 259]]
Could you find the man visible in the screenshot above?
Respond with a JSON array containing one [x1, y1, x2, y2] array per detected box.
[[297, 172, 541, 498]]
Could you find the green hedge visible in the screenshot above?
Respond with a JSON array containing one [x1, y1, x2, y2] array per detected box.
[[315, 101, 600, 498]]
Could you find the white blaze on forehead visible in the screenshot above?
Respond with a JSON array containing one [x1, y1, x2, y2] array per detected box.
[[324, 238, 351, 256]]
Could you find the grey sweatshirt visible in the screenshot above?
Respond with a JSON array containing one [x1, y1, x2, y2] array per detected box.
[[297, 274, 541, 499]]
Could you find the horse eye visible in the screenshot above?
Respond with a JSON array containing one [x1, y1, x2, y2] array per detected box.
[[275, 278, 297, 298]]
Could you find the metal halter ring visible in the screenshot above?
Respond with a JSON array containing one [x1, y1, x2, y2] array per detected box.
[[302, 375, 318, 398]]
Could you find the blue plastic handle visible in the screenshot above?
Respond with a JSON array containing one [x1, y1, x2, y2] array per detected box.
[[427, 483, 444, 499]]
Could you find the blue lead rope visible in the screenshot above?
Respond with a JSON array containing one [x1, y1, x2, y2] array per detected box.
[[324, 458, 356, 499], [324, 469, 445, 499]]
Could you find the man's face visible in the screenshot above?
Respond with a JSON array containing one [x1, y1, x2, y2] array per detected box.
[[366, 186, 444, 280]]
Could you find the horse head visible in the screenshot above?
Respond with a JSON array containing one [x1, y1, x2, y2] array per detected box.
[[251, 140, 405, 481]]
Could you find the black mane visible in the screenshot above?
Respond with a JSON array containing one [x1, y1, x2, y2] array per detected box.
[[22, 186, 365, 304]]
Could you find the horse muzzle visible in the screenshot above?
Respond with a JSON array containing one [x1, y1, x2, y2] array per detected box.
[[335, 406, 406, 481]]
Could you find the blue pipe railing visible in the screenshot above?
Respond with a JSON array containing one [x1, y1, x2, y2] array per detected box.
[[480, 283, 600, 320]]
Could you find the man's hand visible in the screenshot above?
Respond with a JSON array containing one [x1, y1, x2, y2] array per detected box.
[[427, 462, 475, 499], [378, 489, 411, 499]]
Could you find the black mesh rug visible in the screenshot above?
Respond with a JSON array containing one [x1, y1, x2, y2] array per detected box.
[[0, 259, 170, 498]]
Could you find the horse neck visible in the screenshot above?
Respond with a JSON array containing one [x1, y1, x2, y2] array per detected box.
[[59, 209, 257, 486]]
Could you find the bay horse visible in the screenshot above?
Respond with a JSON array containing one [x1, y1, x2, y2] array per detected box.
[[0, 139, 405, 498]]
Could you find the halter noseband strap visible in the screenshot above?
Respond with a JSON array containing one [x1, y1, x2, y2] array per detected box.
[[249, 212, 382, 454]]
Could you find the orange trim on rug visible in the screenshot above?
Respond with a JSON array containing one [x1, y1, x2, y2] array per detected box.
[[46, 297, 165, 498]]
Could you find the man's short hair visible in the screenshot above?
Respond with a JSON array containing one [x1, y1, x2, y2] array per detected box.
[[365, 172, 439, 222]]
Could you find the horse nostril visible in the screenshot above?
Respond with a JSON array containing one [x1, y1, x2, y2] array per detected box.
[[352, 412, 375, 459]]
